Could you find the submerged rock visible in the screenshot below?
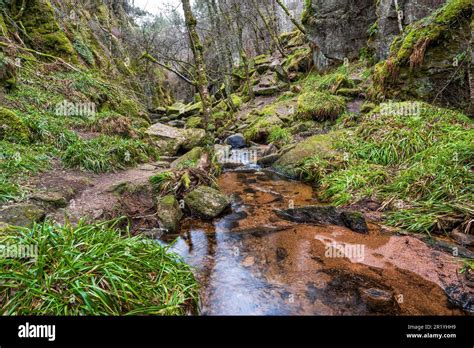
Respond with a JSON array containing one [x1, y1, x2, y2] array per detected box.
[[275, 205, 344, 226], [0, 203, 46, 227], [340, 211, 369, 234], [359, 287, 396, 313], [274, 205, 369, 234], [156, 195, 183, 233], [184, 186, 231, 219]]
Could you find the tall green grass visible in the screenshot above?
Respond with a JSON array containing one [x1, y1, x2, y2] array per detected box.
[[61, 135, 158, 173], [0, 219, 199, 315]]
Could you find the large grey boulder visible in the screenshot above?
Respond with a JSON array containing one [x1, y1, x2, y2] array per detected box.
[[146, 122, 206, 155]]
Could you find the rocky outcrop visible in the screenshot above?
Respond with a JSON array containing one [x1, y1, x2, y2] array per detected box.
[[303, 0, 377, 70], [371, 0, 447, 60], [372, 0, 472, 112], [303, 0, 452, 68]]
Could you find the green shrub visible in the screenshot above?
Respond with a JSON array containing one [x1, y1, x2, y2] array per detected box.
[[268, 126, 293, 147]]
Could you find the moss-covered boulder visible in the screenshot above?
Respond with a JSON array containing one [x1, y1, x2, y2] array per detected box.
[[0, 203, 46, 227], [171, 147, 204, 169], [372, 0, 472, 112], [30, 188, 74, 209], [0, 107, 30, 143], [272, 133, 339, 178], [283, 47, 312, 75], [156, 195, 183, 233], [15, 0, 75, 60], [244, 115, 283, 143], [184, 186, 231, 219], [297, 91, 346, 121], [186, 116, 203, 128]]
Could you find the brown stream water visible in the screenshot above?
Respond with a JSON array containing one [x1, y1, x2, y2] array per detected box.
[[162, 168, 465, 315]]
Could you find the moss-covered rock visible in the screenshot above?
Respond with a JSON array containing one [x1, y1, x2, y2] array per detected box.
[[170, 147, 204, 169], [30, 189, 74, 209], [272, 132, 339, 178], [184, 186, 230, 219], [371, 0, 472, 111], [297, 91, 346, 121], [243, 115, 284, 143], [15, 0, 75, 60], [283, 47, 312, 74], [156, 195, 183, 233], [186, 116, 203, 128], [0, 203, 46, 227], [0, 107, 30, 143]]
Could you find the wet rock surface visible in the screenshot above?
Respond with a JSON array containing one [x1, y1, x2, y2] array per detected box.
[[275, 206, 369, 234]]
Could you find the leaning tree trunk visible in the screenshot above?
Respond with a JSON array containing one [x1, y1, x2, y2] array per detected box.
[[181, 0, 212, 128], [275, 0, 306, 35]]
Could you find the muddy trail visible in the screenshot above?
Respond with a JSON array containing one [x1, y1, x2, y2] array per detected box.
[[162, 167, 468, 315]]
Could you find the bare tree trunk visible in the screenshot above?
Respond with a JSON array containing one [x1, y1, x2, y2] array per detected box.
[[251, 0, 286, 57], [208, 0, 235, 111], [275, 0, 306, 34], [181, 0, 212, 128]]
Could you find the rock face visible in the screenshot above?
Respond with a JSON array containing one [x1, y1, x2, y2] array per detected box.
[[303, 0, 377, 70], [303, 0, 450, 68], [156, 195, 183, 233], [184, 186, 231, 219], [373, 0, 472, 112], [372, 0, 447, 60]]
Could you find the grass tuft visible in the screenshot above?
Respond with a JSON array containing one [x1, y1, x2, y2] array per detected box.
[[0, 219, 199, 315]]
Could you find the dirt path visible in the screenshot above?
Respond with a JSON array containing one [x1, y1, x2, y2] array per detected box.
[[32, 162, 169, 224]]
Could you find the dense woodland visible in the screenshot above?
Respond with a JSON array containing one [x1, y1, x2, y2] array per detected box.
[[0, 0, 473, 316]]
